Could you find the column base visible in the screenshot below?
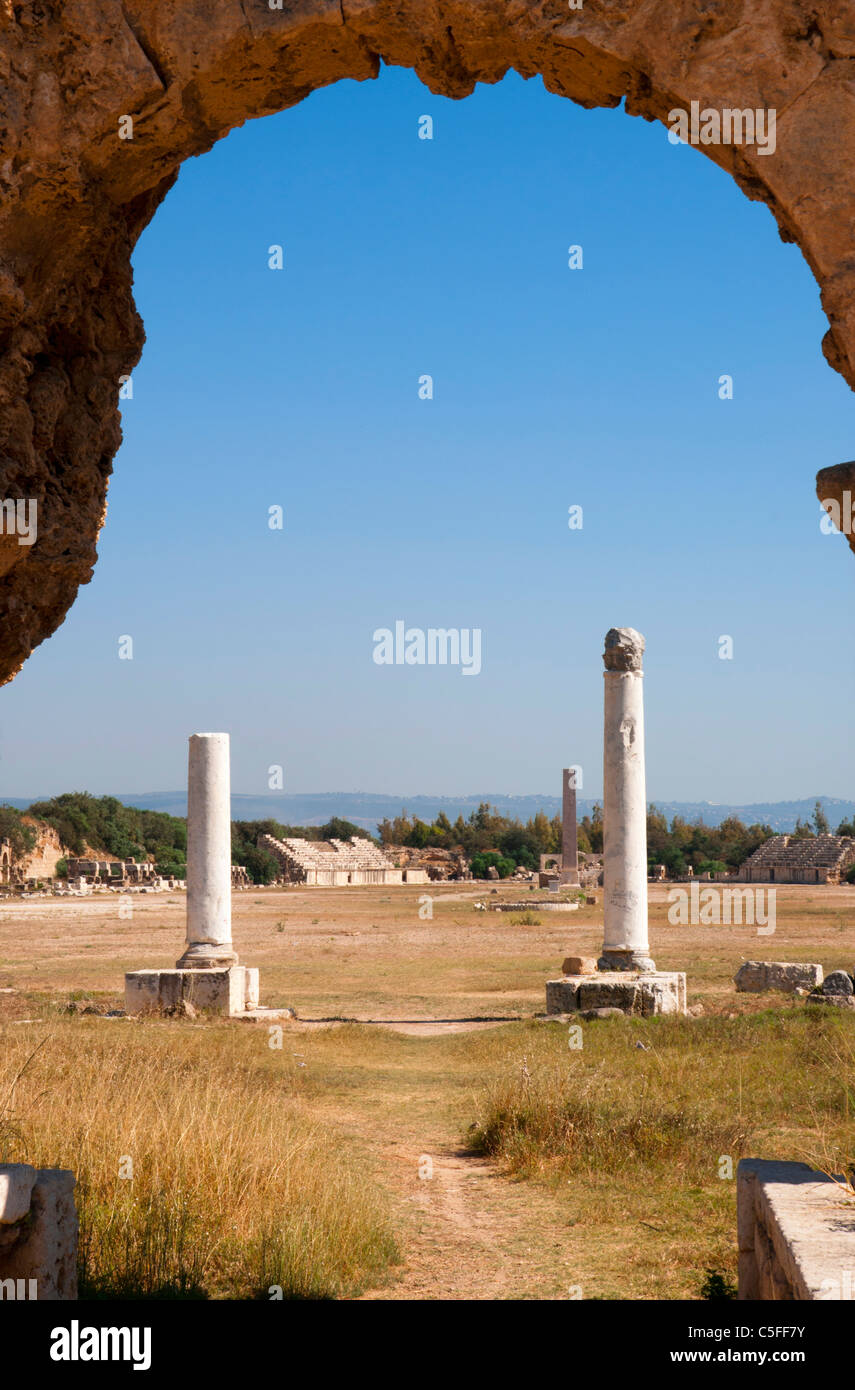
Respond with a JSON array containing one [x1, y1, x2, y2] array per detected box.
[[597, 949, 657, 973], [125, 965, 259, 1018], [546, 970, 687, 1018], [175, 943, 238, 969]]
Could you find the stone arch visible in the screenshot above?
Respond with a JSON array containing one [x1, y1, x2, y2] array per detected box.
[[1, 0, 854, 685]]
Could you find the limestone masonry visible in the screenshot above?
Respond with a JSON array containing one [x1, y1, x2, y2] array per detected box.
[[738, 833, 855, 884], [259, 833, 428, 885]]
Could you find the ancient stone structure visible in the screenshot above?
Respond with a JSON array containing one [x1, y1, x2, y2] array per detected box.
[[259, 832, 422, 885], [558, 767, 580, 886], [125, 733, 258, 1017], [178, 733, 236, 969], [600, 628, 654, 972], [66, 857, 167, 886], [385, 844, 469, 881], [734, 961, 824, 993], [738, 833, 855, 884], [1, 3, 855, 683], [0, 822, 65, 890], [546, 628, 686, 1017], [0, 839, 11, 887], [0, 1164, 78, 1300], [738, 1159, 855, 1300]]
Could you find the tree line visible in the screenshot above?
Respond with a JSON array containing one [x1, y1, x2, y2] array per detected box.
[[1, 793, 851, 885]]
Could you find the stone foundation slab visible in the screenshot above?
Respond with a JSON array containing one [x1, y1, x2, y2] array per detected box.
[[490, 901, 579, 913], [545, 970, 687, 1017], [738, 1159, 855, 1299], [735, 961, 823, 993], [125, 965, 258, 1017]]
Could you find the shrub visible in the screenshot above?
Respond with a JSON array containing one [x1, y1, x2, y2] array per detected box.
[[470, 852, 515, 880]]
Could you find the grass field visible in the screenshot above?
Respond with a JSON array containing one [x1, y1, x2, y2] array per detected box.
[[0, 881, 853, 1298]]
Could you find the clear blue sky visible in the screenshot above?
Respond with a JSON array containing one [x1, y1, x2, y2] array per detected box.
[[1, 66, 853, 803]]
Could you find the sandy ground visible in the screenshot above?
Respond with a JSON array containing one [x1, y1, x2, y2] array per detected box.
[[1, 879, 851, 1018]]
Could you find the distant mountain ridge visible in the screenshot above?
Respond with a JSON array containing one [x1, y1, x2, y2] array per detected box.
[[4, 792, 854, 836]]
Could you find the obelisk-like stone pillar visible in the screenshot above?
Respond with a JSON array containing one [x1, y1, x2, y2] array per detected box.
[[599, 628, 655, 973], [176, 732, 238, 969], [559, 767, 580, 885]]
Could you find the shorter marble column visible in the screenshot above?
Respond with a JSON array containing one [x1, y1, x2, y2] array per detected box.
[[559, 767, 580, 885], [177, 732, 238, 969]]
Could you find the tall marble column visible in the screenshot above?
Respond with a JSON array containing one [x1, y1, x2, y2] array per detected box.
[[176, 732, 237, 969], [598, 628, 655, 972], [559, 767, 580, 885]]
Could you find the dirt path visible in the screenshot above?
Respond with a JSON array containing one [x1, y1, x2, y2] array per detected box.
[[311, 1080, 582, 1301], [358, 1139, 577, 1300]]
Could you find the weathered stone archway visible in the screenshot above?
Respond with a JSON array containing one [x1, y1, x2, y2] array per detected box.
[[1, 0, 854, 685]]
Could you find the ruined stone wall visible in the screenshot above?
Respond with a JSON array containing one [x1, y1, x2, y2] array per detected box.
[[17, 819, 63, 880]]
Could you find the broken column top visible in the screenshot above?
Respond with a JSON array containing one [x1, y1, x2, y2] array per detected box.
[[603, 627, 645, 673]]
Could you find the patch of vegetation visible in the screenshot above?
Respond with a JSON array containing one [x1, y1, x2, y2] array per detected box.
[[470, 851, 516, 880], [0, 805, 36, 859], [378, 803, 559, 866], [26, 793, 186, 862], [2, 1024, 399, 1300], [509, 912, 541, 926], [700, 1269, 737, 1300], [465, 1011, 855, 1296]]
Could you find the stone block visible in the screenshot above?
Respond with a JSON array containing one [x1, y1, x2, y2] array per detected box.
[[734, 961, 823, 993], [546, 971, 686, 1018], [562, 955, 598, 976], [244, 967, 260, 1010], [0, 1166, 77, 1300], [0, 1164, 36, 1225], [124, 965, 256, 1018], [738, 1158, 855, 1300], [822, 969, 854, 996], [545, 978, 581, 1013], [578, 978, 639, 1013]]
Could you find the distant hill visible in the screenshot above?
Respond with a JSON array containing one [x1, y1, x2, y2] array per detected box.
[[3, 792, 853, 835]]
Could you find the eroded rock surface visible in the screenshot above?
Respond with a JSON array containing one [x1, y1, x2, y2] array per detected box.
[[2, 0, 855, 679]]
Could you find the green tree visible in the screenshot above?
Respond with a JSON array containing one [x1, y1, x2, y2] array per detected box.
[[812, 801, 830, 835]]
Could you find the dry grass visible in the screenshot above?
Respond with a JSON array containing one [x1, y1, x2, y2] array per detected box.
[[461, 1009, 855, 1294], [0, 1019, 399, 1299]]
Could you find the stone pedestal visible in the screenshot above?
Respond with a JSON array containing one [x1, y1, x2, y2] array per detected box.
[[545, 970, 686, 1018], [125, 965, 258, 1017]]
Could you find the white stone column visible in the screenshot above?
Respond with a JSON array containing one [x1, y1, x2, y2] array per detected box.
[[176, 732, 237, 969], [599, 628, 655, 972]]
